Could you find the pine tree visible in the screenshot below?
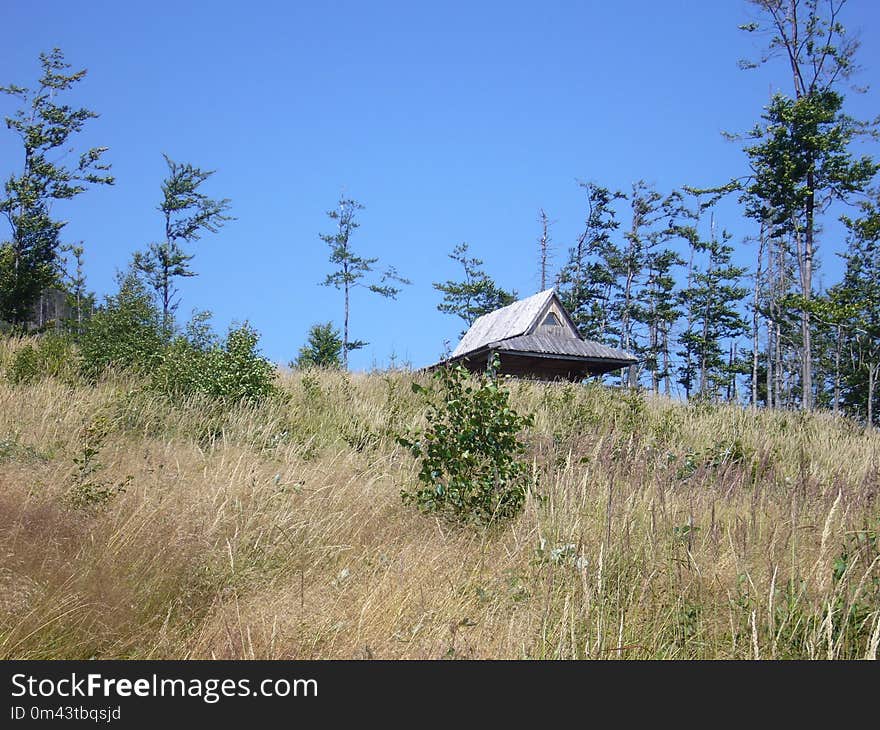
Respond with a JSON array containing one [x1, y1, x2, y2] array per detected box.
[[613, 181, 666, 387], [537, 208, 554, 291], [634, 191, 687, 394], [61, 243, 94, 335]]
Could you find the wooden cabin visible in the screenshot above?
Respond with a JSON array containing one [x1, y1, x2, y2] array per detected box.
[[438, 289, 637, 381]]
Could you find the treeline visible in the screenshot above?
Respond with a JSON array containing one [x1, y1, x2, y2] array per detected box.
[[1, 1, 879, 426], [433, 1, 880, 426]]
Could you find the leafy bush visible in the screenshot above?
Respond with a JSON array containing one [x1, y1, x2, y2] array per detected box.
[[6, 342, 39, 384], [215, 325, 277, 402], [398, 355, 534, 524], [6, 332, 76, 385], [78, 273, 165, 378], [66, 414, 129, 509], [152, 318, 277, 403]]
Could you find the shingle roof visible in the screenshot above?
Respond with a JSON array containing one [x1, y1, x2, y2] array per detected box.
[[451, 289, 555, 358], [490, 333, 637, 363], [445, 288, 638, 373]]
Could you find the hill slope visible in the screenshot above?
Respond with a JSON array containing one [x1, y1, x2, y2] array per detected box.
[[1, 363, 878, 659]]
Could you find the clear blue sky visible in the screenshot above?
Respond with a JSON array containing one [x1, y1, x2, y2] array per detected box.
[[2, 0, 878, 370]]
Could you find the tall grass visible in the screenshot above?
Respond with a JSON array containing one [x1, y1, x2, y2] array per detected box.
[[0, 339, 877, 658]]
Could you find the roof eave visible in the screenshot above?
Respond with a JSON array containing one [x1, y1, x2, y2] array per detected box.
[[431, 344, 637, 372], [495, 348, 637, 368]]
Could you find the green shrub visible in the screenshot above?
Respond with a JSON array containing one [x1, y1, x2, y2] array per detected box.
[[398, 355, 534, 524], [78, 273, 165, 378], [6, 342, 39, 384], [292, 322, 342, 369], [66, 414, 129, 509], [6, 332, 77, 385], [152, 319, 277, 404], [214, 324, 277, 402]]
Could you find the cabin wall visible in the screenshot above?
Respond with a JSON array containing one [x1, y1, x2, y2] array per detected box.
[[457, 352, 592, 382], [530, 299, 578, 339]]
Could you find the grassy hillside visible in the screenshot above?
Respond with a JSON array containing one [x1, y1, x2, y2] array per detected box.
[[1, 341, 878, 659]]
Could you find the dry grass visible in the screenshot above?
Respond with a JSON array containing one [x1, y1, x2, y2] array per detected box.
[[0, 339, 878, 659]]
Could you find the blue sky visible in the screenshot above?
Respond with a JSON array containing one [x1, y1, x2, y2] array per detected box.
[[2, 0, 879, 371]]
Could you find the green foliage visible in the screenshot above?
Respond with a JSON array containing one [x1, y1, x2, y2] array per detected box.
[[152, 316, 277, 403], [398, 355, 534, 524], [6, 342, 39, 384], [6, 332, 76, 385], [673, 437, 753, 481], [293, 321, 342, 369], [61, 243, 94, 334], [677, 221, 748, 399], [433, 242, 517, 333], [66, 414, 129, 509], [0, 432, 47, 463], [0, 48, 113, 325], [830, 192, 880, 424], [744, 91, 877, 236], [556, 182, 626, 344], [208, 324, 277, 402], [133, 154, 233, 320], [78, 272, 165, 378], [320, 197, 409, 368]]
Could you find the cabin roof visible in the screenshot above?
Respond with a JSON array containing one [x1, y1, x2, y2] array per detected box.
[[451, 289, 558, 358], [443, 288, 638, 377], [488, 333, 636, 364]]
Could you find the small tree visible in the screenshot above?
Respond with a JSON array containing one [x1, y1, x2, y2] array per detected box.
[[0, 48, 113, 326], [293, 322, 343, 368], [677, 220, 748, 400], [152, 316, 277, 403], [556, 182, 625, 344], [433, 242, 516, 334], [398, 355, 534, 524], [537, 208, 554, 290], [134, 154, 232, 326], [319, 197, 409, 369], [78, 271, 164, 378], [62, 243, 94, 335]]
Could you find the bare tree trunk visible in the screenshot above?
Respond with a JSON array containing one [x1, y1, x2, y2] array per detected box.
[[833, 324, 842, 417], [775, 320, 783, 408], [700, 307, 709, 397], [752, 226, 765, 410], [767, 336, 773, 409], [699, 213, 717, 398], [683, 239, 696, 400], [795, 213, 814, 411], [869, 362, 878, 428], [662, 326, 671, 396], [343, 265, 350, 370], [650, 284, 659, 395], [726, 342, 737, 402], [623, 254, 636, 389], [772, 238, 785, 408]]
